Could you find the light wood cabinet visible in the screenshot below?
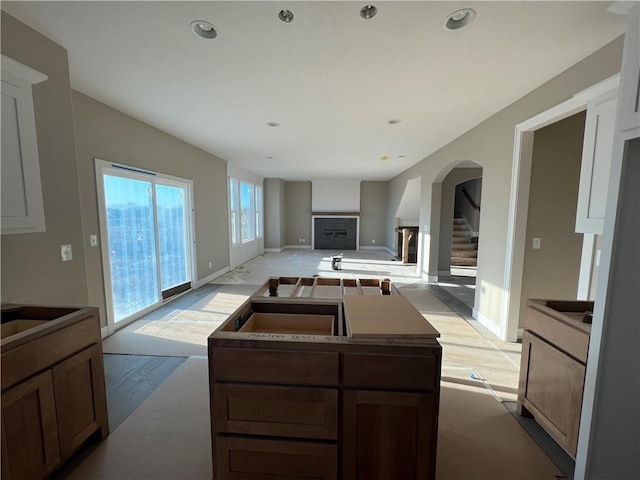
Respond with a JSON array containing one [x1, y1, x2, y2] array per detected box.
[[575, 92, 618, 234], [52, 344, 108, 459], [1, 370, 60, 480], [1, 305, 109, 479], [517, 299, 592, 458]]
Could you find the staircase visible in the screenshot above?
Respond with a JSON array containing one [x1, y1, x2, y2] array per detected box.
[[451, 217, 478, 267]]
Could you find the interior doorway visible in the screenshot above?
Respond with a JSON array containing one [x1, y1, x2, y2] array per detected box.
[[436, 163, 483, 311]]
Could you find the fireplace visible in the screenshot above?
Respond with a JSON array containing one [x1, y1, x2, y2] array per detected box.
[[313, 216, 358, 250]]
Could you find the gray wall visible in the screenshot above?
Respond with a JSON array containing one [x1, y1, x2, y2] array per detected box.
[[520, 112, 586, 324], [387, 37, 623, 331], [72, 91, 229, 326], [264, 178, 286, 250], [285, 181, 312, 246], [359, 181, 388, 247], [1, 12, 89, 306], [438, 167, 482, 273]]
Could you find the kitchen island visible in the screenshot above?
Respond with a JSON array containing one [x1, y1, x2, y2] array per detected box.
[[208, 277, 441, 479]]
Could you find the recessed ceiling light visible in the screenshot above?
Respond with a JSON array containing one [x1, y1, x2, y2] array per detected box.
[[388, 119, 401, 125], [278, 10, 294, 23], [190, 20, 218, 39], [444, 8, 476, 30], [265, 156, 274, 160], [266, 121, 280, 127], [360, 5, 377, 20], [381, 155, 389, 161]]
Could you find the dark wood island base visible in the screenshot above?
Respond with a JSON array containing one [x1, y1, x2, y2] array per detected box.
[[208, 277, 442, 479]]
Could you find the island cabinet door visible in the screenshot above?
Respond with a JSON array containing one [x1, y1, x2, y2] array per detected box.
[[1, 370, 60, 480], [52, 344, 108, 459], [342, 390, 437, 480]]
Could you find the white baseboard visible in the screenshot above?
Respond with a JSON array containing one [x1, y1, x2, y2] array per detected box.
[[284, 245, 312, 250], [264, 247, 283, 253], [359, 245, 387, 250], [195, 266, 230, 288], [473, 308, 504, 339]]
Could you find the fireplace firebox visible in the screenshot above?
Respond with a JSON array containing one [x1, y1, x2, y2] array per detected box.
[[314, 217, 357, 250]]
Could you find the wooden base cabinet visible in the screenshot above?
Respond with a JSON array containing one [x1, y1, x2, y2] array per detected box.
[[517, 299, 591, 459], [210, 296, 442, 480], [1, 305, 109, 479]]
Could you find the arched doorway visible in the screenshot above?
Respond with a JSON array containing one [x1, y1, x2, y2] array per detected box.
[[431, 161, 483, 311]]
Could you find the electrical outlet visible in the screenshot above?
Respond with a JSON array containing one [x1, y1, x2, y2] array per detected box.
[[302, 238, 305, 243], [60, 244, 73, 261], [90, 235, 98, 247], [532, 237, 541, 249], [209, 261, 212, 269], [372, 239, 376, 244]]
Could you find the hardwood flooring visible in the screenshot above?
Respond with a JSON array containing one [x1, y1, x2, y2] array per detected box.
[[103, 354, 187, 430]]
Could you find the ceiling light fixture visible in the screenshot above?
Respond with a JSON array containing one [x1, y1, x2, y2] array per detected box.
[[381, 155, 389, 161], [266, 121, 280, 127], [398, 155, 407, 158], [360, 5, 377, 19], [444, 8, 476, 30], [278, 10, 294, 23], [265, 156, 274, 159], [190, 20, 218, 39], [388, 119, 401, 125]]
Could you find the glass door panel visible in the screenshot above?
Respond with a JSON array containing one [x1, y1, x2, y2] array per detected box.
[[156, 183, 191, 297], [103, 174, 159, 323]]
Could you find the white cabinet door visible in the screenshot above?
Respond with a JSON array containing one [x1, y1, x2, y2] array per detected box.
[[617, 6, 640, 132], [575, 94, 617, 234], [1, 56, 48, 234]]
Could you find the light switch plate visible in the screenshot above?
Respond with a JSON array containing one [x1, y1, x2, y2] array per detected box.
[[90, 234, 98, 247], [61, 244, 73, 261], [532, 237, 541, 249]]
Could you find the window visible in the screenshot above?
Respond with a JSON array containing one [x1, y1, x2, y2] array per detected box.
[[97, 160, 194, 329], [240, 181, 255, 242], [228, 176, 263, 246], [255, 185, 263, 239], [229, 178, 238, 245]]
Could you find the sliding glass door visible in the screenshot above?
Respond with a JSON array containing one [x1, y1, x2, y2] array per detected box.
[[97, 160, 194, 332]]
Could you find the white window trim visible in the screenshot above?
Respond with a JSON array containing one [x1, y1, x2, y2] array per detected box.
[[95, 158, 197, 335]]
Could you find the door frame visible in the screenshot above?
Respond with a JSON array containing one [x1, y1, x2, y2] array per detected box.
[[95, 158, 196, 335], [502, 75, 619, 341]]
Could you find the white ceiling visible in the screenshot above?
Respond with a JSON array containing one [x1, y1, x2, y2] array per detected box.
[[2, 1, 625, 181]]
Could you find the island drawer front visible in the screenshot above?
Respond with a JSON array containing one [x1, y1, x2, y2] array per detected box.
[[1, 317, 100, 391], [213, 384, 338, 440], [212, 348, 339, 386], [216, 436, 337, 480], [342, 353, 438, 391], [524, 306, 589, 363]]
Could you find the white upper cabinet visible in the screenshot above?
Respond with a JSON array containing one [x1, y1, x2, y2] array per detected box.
[[575, 91, 618, 234], [1, 55, 48, 234], [617, 6, 640, 132]]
